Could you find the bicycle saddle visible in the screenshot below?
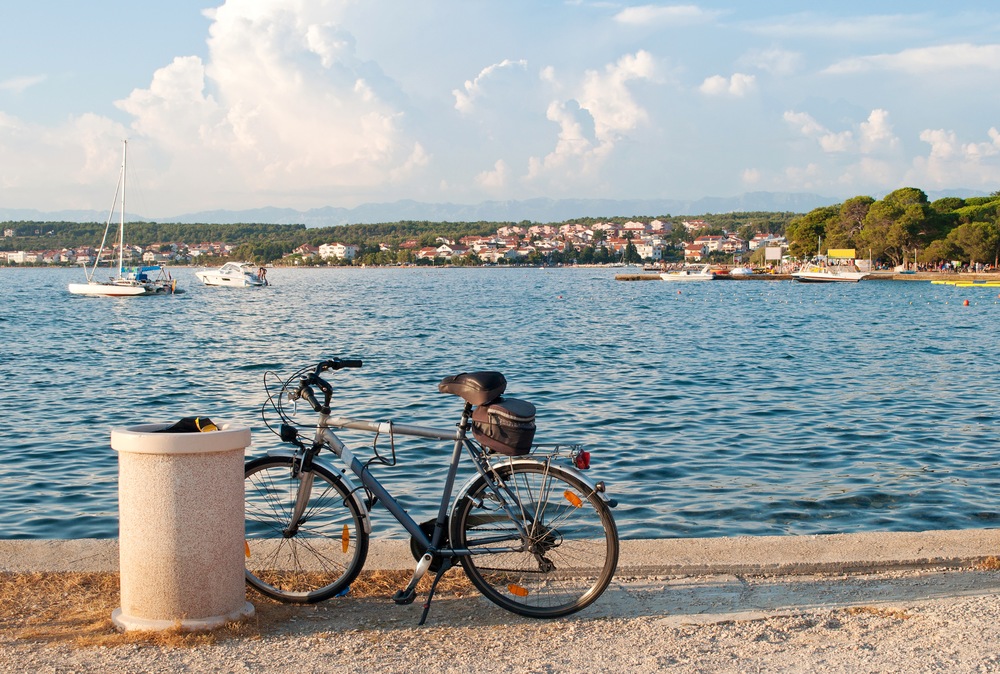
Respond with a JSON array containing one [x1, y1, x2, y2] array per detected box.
[[438, 371, 506, 405]]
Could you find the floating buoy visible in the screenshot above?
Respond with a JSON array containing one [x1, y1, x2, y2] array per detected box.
[[963, 299, 970, 306]]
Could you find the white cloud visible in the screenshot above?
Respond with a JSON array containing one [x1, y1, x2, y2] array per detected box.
[[963, 127, 1000, 159], [453, 59, 529, 114], [476, 159, 509, 188], [699, 73, 756, 97], [858, 109, 899, 153], [783, 109, 899, 155], [907, 127, 1000, 189], [614, 5, 721, 26], [116, 56, 223, 150], [527, 51, 655, 188], [0, 111, 128, 206], [0, 75, 46, 94], [526, 100, 603, 183], [577, 51, 655, 142], [910, 127, 1000, 191], [748, 13, 923, 42], [738, 47, 802, 76], [826, 43, 1000, 75], [741, 168, 761, 185], [783, 110, 829, 139], [110, 0, 424, 206]]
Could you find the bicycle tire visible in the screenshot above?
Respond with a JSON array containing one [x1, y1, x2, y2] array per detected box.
[[450, 461, 619, 618], [244, 455, 369, 603]]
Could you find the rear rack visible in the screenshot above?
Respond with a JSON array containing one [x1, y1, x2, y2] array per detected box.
[[530, 443, 586, 460]]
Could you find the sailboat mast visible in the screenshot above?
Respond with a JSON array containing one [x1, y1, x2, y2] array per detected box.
[[118, 140, 127, 274]]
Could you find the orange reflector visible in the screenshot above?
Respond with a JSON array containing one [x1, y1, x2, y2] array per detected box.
[[244, 540, 250, 558], [508, 584, 529, 597], [342, 525, 350, 553], [564, 490, 583, 508]]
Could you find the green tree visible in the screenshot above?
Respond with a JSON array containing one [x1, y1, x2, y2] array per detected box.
[[948, 220, 1000, 267], [823, 196, 874, 250], [623, 239, 641, 263], [856, 188, 931, 267], [785, 206, 837, 259], [920, 238, 960, 266]]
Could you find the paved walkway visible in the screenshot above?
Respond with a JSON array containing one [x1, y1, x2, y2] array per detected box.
[[3, 529, 998, 576]]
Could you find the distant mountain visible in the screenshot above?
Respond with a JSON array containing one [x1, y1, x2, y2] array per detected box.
[[1, 190, 987, 227], [162, 193, 842, 226]]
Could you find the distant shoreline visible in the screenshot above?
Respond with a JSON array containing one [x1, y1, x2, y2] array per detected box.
[[7, 265, 1000, 282]]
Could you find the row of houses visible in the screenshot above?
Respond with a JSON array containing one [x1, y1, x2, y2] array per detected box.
[[3, 219, 790, 266], [0, 241, 238, 266], [285, 219, 788, 264]]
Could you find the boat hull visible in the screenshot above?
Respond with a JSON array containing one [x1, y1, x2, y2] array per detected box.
[[660, 274, 715, 281], [195, 274, 264, 287], [660, 264, 715, 281], [195, 262, 266, 287], [791, 273, 867, 283], [68, 281, 173, 296]]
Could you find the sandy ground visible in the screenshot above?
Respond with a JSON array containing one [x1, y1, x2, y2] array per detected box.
[[3, 566, 1000, 673]]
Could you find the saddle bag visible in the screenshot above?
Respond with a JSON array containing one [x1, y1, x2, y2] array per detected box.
[[471, 397, 536, 456]]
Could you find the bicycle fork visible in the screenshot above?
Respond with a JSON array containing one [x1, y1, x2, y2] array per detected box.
[[283, 469, 315, 538]]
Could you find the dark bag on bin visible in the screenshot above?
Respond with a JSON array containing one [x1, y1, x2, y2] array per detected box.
[[471, 397, 536, 456]]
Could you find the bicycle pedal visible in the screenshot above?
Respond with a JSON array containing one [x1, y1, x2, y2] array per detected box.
[[392, 589, 417, 605]]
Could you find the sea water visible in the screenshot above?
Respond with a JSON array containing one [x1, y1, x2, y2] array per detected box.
[[1, 266, 998, 540]]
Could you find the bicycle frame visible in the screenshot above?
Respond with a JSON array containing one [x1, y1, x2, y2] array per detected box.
[[315, 410, 471, 555], [268, 405, 611, 573]]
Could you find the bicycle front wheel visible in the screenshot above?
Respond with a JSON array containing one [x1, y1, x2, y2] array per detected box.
[[244, 456, 369, 603], [451, 461, 619, 618]]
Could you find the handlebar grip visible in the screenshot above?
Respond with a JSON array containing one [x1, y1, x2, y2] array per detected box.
[[319, 358, 363, 371], [300, 385, 322, 412]]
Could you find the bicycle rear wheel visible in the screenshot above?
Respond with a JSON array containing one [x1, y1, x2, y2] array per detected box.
[[450, 461, 618, 618], [244, 455, 369, 603]]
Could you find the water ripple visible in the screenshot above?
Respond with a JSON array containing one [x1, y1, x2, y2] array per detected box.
[[2, 267, 1000, 539]]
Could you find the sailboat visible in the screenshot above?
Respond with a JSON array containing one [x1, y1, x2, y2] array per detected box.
[[68, 140, 177, 297]]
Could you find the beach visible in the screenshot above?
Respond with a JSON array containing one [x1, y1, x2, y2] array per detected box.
[[3, 531, 1000, 672]]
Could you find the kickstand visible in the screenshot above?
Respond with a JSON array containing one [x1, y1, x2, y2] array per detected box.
[[418, 561, 453, 626]]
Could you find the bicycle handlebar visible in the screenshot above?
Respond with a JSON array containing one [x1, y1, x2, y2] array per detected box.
[[290, 358, 363, 413]]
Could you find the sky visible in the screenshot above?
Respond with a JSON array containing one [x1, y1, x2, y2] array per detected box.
[[2, 1, 1000, 219]]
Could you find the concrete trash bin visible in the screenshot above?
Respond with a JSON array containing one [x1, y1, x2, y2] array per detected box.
[[110, 422, 255, 632]]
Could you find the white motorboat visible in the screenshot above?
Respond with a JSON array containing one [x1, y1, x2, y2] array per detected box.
[[729, 266, 754, 276], [195, 262, 268, 287], [660, 264, 715, 281], [68, 141, 177, 297], [791, 238, 870, 283], [791, 264, 869, 283]]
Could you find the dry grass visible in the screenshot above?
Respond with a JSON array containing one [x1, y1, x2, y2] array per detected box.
[[0, 570, 474, 649], [845, 606, 912, 621], [976, 556, 1000, 571]]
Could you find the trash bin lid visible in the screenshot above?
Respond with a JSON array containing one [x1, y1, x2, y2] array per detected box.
[[111, 422, 252, 455]]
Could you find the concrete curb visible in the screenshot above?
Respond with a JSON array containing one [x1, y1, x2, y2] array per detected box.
[[2, 529, 998, 576]]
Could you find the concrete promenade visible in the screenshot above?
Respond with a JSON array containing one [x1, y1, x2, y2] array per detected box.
[[3, 529, 999, 576], [5, 530, 1000, 672]]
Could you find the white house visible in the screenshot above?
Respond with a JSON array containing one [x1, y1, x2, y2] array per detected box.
[[319, 242, 359, 260]]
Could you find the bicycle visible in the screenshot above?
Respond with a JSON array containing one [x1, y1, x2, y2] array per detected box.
[[243, 358, 620, 624]]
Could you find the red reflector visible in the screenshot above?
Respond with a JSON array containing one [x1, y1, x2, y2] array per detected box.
[[575, 451, 591, 470]]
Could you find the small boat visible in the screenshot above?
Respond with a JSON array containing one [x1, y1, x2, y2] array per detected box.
[[791, 238, 868, 283], [791, 264, 868, 283], [729, 266, 754, 276], [661, 264, 715, 281], [68, 140, 177, 297], [195, 262, 268, 287]]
